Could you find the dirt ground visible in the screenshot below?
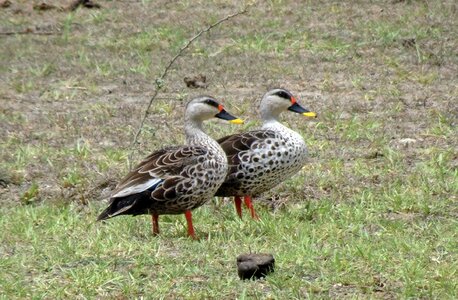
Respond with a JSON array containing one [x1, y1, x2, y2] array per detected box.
[[1, 0, 456, 206]]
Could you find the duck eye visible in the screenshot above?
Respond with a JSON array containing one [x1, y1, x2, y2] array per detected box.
[[273, 90, 291, 100], [203, 98, 220, 108]]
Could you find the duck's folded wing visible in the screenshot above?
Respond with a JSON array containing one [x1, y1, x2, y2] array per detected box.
[[217, 130, 277, 168], [110, 146, 207, 198]]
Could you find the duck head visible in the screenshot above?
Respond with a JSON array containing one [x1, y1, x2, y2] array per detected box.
[[260, 88, 317, 121], [185, 96, 243, 124]]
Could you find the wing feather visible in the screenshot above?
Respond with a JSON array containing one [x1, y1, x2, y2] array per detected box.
[[218, 130, 277, 171], [110, 146, 207, 199]]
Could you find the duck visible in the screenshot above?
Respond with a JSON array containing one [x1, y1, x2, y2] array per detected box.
[[97, 96, 243, 238], [215, 88, 316, 219]]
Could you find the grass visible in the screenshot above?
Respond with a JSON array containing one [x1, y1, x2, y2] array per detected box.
[[0, 0, 457, 298], [1, 173, 456, 299]]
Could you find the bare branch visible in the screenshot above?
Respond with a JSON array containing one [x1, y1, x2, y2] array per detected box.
[[0, 30, 58, 36], [128, 6, 250, 168]]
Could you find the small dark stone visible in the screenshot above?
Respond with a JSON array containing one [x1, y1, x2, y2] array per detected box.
[[401, 38, 416, 48], [68, 0, 101, 11], [184, 74, 208, 89], [236, 253, 275, 280], [1, 0, 12, 8], [33, 2, 57, 11]]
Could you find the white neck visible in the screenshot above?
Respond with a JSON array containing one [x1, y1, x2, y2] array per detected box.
[[184, 116, 223, 153], [262, 118, 289, 131], [260, 105, 282, 123]]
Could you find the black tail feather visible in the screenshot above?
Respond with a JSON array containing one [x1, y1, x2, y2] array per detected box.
[[96, 191, 151, 221], [97, 205, 116, 221]]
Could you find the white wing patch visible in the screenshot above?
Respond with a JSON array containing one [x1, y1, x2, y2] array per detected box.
[[111, 178, 162, 198]]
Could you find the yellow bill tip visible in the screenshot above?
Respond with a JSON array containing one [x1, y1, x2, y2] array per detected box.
[[303, 112, 317, 118], [229, 118, 244, 124]]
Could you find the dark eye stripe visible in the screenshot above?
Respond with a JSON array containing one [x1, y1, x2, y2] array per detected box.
[[203, 98, 219, 108], [273, 90, 291, 100]]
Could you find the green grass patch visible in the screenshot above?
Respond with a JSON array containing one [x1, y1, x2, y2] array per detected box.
[[1, 192, 457, 298]]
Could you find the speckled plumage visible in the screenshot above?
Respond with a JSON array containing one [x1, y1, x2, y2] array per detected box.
[[216, 125, 307, 197], [215, 88, 316, 218], [97, 96, 242, 237], [102, 145, 227, 216]]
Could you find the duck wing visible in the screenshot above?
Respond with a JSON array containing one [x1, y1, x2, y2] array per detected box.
[[217, 130, 277, 172], [97, 146, 207, 220], [110, 146, 207, 199]]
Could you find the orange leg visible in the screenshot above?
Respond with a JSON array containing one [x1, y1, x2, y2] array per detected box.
[[185, 210, 196, 239], [234, 196, 243, 219], [244, 196, 259, 220], [151, 213, 159, 235]]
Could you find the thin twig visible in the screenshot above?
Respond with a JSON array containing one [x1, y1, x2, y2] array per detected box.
[[65, 86, 88, 90], [0, 30, 59, 36], [128, 6, 250, 169]]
